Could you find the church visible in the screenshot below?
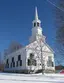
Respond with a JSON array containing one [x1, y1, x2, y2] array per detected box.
[[4, 7, 55, 73]]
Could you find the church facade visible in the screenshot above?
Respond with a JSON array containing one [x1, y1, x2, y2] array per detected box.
[[4, 7, 55, 73]]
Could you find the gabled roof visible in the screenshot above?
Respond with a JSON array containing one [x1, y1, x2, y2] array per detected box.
[[26, 40, 54, 54], [44, 42, 54, 53]]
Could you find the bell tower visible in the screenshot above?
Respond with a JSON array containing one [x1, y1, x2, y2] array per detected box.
[[29, 7, 45, 43]]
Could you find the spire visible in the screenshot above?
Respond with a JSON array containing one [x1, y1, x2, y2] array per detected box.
[[35, 7, 38, 20], [32, 7, 41, 27]]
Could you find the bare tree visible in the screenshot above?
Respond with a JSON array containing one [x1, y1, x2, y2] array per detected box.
[[27, 39, 45, 74], [55, 0, 64, 65], [0, 52, 1, 64]]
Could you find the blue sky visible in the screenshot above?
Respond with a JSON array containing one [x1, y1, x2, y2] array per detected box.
[[0, 0, 56, 50], [0, 0, 57, 62]]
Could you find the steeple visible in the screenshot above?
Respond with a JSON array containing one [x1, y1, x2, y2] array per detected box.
[[35, 7, 38, 20], [33, 7, 41, 28], [29, 7, 46, 43]]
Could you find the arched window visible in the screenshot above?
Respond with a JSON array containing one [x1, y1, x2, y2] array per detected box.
[[37, 22, 39, 27], [34, 23, 36, 27], [34, 22, 40, 27]]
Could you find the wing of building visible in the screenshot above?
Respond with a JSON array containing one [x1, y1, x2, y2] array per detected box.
[[4, 7, 55, 73]]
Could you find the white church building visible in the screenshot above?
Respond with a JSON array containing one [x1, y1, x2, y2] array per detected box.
[[4, 7, 55, 73]]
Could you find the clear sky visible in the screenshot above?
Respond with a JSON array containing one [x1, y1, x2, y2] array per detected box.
[[0, 0, 57, 61]]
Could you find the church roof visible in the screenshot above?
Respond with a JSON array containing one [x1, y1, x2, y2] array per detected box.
[[26, 40, 54, 54], [44, 42, 54, 53]]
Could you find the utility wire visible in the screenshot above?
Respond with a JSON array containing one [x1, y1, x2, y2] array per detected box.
[[46, 0, 64, 65], [46, 0, 64, 12]]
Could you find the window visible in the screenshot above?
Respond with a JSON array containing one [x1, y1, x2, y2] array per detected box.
[[27, 53, 37, 66], [10, 63, 12, 68], [12, 57, 14, 62], [47, 56, 54, 67], [20, 60, 22, 66], [7, 64, 9, 68], [16, 61, 18, 67], [52, 62, 54, 67], [6, 59, 8, 64], [28, 59, 30, 66], [11, 57, 15, 67], [34, 23, 36, 27], [47, 60, 52, 67], [28, 59, 36, 66], [6, 59, 9, 68], [13, 62, 15, 67], [37, 22, 39, 27], [33, 60, 36, 66], [30, 53, 34, 59], [18, 55, 21, 61]]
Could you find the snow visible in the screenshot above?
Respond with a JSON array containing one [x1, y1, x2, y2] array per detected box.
[[0, 73, 64, 83]]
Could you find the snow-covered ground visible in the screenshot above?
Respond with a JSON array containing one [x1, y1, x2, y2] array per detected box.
[[0, 73, 64, 83]]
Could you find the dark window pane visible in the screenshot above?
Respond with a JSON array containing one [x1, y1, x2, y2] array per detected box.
[[34, 23, 36, 27], [37, 22, 39, 27], [6, 59, 8, 64], [30, 53, 34, 59], [16, 61, 18, 67], [12, 57, 14, 62], [6, 59, 9, 68], [28, 59, 31, 66], [18, 55, 21, 61], [52, 62, 54, 67], [13, 62, 15, 67], [28, 59, 36, 66], [20, 60, 22, 66]]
